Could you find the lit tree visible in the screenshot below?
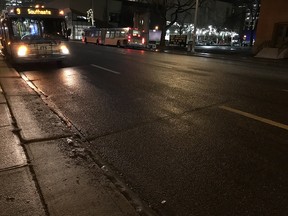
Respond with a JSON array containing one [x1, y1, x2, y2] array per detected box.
[[177, 11, 191, 35], [146, 0, 203, 47]]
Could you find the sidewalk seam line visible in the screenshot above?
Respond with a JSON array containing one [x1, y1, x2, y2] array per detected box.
[[0, 163, 29, 173], [0, 124, 10, 128]]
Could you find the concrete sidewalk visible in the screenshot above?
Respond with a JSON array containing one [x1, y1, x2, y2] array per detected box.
[[0, 58, 152, 215], [161, 46, 288, 66]]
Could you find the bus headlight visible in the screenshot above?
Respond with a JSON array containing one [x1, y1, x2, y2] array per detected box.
[[17, 45, 28, 57], [60, 45, 70, 55]]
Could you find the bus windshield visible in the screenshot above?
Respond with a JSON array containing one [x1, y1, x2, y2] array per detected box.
[[132, 30, 141, 37], [11, 17, 67, 41]]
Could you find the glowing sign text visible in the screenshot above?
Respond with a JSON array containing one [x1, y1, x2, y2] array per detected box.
[[16, 8, 21, 15], [27, 9, 52, 15]]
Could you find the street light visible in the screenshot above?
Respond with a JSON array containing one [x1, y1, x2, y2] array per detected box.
[[87, 9, 94, 26], [88, 0, 94, 26], [87, 0, 94, 26], [191, 0, 199, 53]]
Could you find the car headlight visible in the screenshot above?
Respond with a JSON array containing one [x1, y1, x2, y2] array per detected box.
[[60, 45, 70, 55], [17, 45, 28, 57]]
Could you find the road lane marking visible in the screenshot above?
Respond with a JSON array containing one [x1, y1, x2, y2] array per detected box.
[[219, 105, 288, 131], [91, 64, 120, 75], [283, 89, 288, 92]]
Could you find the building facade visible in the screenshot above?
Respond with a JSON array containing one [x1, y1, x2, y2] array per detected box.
[[45, 0, 123, 40], [254, 0, 288, 58]]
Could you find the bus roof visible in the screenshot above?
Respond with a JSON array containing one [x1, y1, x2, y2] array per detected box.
[[84, 27, 138, 32]]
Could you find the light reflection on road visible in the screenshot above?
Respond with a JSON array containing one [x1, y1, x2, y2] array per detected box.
[[61, 68, 78, 87]]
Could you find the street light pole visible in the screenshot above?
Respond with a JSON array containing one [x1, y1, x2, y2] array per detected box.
[[191, 0, 199, 53]]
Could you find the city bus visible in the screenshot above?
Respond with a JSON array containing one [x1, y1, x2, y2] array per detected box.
[[0, 5, 71, 64], [82, 27, 146, 48]]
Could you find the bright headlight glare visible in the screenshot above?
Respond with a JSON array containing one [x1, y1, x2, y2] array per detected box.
[[17, 45, 28, 57], [60, 45, 69, 55]]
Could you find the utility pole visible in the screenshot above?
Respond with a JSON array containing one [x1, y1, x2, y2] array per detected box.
[[91, 0, 94, 26], [191, 0, 199, 53], [106, 0, 109, 23]]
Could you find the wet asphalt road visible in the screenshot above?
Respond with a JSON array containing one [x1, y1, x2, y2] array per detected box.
[[17, 42, 288, 216]]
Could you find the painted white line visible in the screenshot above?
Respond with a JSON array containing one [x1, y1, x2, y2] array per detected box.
[[219, 105, 288, 131], [283, 89, 288, 92], [91, 64, 120, 75]]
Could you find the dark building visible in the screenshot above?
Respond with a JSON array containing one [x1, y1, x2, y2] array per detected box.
[[2, 0, 42, 8]]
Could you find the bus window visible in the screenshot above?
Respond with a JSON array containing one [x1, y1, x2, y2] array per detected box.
[[115, 31, 120, 38], [106, 31, 110, 38], [41, 18, 66, 39], [10, 17, 66, 41], [12, 18, 41, 40], [110, 31, 115, 39], [3, 23, 10, 41], [120, 31, 125, 38], [132, 30, 140, 37]]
